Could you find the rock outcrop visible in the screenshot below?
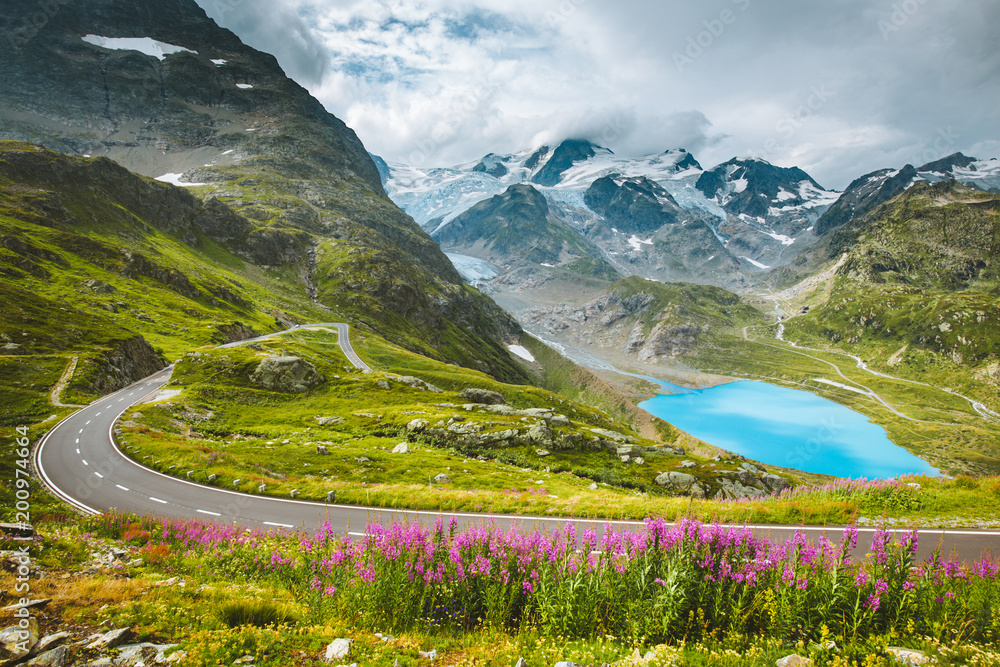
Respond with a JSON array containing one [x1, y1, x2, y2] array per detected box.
[[84, 337, 167, 395], [250, 356, 325, 393]]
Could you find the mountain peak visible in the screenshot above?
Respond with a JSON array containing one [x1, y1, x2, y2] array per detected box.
[[530, 139, 606, 187], [917, 152, 978, 174]]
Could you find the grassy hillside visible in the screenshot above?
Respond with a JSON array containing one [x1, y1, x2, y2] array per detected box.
[[749, 182, 1000, 474]]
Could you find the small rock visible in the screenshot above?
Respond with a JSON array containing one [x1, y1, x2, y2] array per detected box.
[[151, 577, 180, 587], [548, 414, 570, 426], [554, 662, 582, 667], [775, 655, 813, 667], [317, 445, 329, 455], [514, 659, 525, 667], [419, 649, 438, 660], [325, 638, 353, 662], [290, 489, 299, 498], [27, 645, 68, 667], [315, 416, 344, 426], [165, 651, 187, 664], [587, 483, 598, 490], [406, 418, 429, 433], [35, 632, 73, 653], [632, 457, 645, 465], [458, 388, 506, 405], [393, 376, 442, 392], [392, 442, 410, 454], [620, 455, 631, 463], [85, 627, 133, 651], [116, 642, 159, 666], [433, 473, 452, 484], [886, 647, 933, 666], [1, 598, 51, 612], [355, 457, 371, 464], [741, 462, 761, 474], [677, 460, 696, 469], [376, 380, 391, 390], [535, 449, 550, 457]]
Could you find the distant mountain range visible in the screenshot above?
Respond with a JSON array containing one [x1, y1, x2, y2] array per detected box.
[[380, 140, 1000, 290]]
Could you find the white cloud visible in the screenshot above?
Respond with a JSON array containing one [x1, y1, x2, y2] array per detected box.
[[198, 0, 1000, 189]]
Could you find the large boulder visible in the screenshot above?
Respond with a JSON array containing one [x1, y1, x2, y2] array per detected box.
[[653, 471, 706, 498], [250, 356, 325, 393], [459, 388, 506, 405], [524, 422, 554, 447], [761, 473, 791, 493]]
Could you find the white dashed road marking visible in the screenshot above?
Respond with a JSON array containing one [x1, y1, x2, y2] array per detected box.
[[149, 497, 168, 504], [116, 485, 129, 491], [197, 510, 221, 516], [264, 521, 293, 528]]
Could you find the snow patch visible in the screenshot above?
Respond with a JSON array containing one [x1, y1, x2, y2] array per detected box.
[[775, 187, 796, 201], [763, 230, 796, 246], [508, 345, 536, 363], [731, 178, 748, 194], [236, 83, 253, 89], [210, 58, 227, 65], [81, 35, 196, 61], [741, 256, 771, 270], [155, 173, 205, 187], [540, 262, 555, 268], [628, 235, 654, 252]]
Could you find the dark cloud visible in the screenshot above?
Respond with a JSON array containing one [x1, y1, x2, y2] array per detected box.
[[196, 0, 329, 85], [197, 0, 1000, 189]]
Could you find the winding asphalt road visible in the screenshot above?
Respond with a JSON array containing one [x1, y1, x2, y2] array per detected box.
[[34, 324, 1000, 561]]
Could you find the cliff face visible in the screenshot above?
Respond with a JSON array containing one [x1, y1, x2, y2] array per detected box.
[[0, 0, 527, 382], [82, 336, 167, 395]]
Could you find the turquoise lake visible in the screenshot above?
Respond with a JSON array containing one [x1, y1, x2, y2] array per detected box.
[[638, 380, 939, 479]]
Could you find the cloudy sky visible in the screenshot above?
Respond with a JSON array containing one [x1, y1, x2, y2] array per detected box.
[[197, 0, 1000, 190]]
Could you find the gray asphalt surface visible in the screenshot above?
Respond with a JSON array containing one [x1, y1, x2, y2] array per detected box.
[[34, 325, 1000, 562]]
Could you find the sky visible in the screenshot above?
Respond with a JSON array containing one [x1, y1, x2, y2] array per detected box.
[[196, 0, 1000, 190]]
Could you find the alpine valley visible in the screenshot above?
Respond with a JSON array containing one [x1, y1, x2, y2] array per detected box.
[[3, 0, 1000, 664]]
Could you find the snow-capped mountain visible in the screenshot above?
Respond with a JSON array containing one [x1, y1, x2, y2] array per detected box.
[[915, 153, 1000, 192], [382, 140, 841, 287], [814, 153, 1000, 236], [814, 165, 918, 235]]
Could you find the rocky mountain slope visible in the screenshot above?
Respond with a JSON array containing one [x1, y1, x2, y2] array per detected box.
[[518, 276, 764, 367], [790, 181, 1000, 365], [432, 183, 619, 285], [0, 0, 528, 383]]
